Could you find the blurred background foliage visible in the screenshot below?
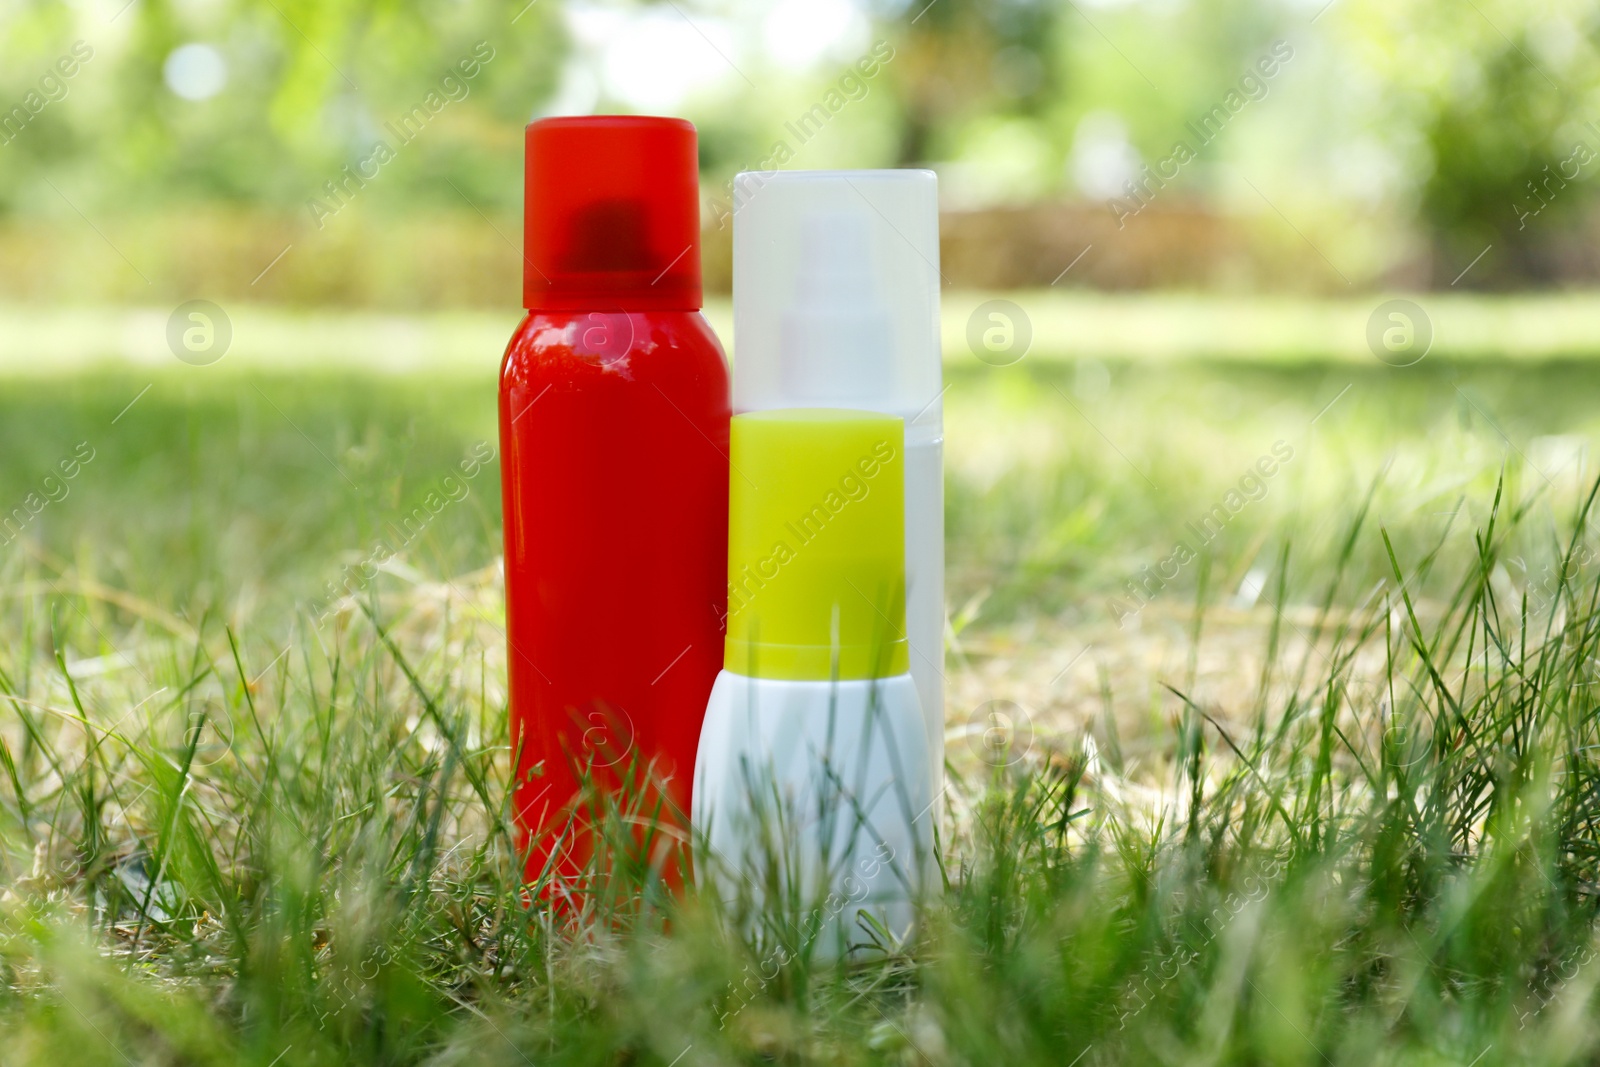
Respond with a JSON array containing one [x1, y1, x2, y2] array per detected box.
[[3, 0, 1600, 304]]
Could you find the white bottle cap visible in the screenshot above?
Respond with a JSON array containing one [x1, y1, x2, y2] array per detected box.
[[732, 169, 942, 441]]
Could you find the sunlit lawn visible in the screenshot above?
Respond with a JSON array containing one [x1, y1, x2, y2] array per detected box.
[[4, 302, 1600, 1063]]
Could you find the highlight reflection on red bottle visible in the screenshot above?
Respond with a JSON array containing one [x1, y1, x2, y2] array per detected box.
[[499, 116, 729, 895]]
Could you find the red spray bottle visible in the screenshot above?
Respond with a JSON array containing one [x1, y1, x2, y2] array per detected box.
[[499, 116, 729, 896]]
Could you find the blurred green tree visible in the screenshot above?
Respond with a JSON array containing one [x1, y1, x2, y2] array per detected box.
[[1341, 0, 1600, 286], [869, 0, 1064, 166], [0, 0, 566, 217]]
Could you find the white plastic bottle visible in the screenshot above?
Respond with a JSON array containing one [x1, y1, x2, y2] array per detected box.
[[726, 169, 945, 793]]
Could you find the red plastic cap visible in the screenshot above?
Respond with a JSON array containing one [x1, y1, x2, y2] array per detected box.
[[523, 116, 703, 312]]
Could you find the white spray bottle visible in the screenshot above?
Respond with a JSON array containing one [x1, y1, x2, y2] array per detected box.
[[692, 171, 943, 954]]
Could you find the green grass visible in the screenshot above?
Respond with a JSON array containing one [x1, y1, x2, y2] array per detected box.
[[4, 350, 1600, 1064], [11, 291, 1600, 376]]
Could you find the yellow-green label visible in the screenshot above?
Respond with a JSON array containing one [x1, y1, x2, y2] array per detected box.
[[725, 408, 908, 680]]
